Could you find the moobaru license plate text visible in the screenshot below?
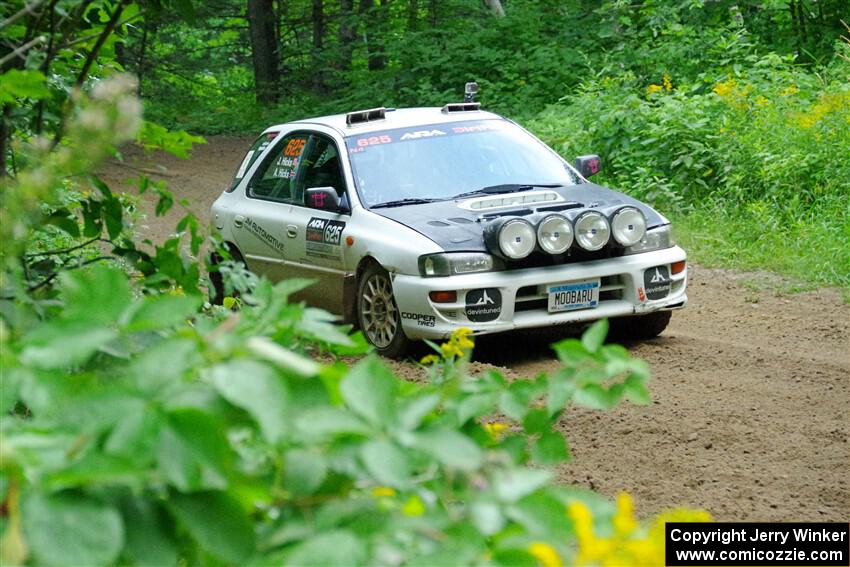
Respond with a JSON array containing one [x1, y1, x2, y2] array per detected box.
[[548, 279, 600, 312]]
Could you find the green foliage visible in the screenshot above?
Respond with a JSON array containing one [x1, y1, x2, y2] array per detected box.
[[526, 52, 850, 288], [0, 70, 51, 104], [132, 0, 848, 133], [2, 258, 664, 565]]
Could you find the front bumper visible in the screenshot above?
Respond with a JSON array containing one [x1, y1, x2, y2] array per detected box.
[[392, 246, 687, 340]]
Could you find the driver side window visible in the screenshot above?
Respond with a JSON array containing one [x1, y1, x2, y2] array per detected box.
[[296, 135, 346, 205], [247, 133, 309, 202]]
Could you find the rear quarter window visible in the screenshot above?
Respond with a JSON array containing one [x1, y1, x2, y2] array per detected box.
[[227, 131, 279, 192]]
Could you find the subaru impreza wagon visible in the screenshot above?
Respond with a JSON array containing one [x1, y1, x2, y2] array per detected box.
[[210, 98, 687, 356]]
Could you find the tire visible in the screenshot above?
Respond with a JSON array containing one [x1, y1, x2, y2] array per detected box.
[[207, 246, 246, 306], [356, 263, 411, 358], [208, 251, 226, 305], [610, 310, 672, 340]]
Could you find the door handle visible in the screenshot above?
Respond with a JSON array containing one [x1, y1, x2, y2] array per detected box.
[[234, 214, 245, 228], [286, 224, 298, 238]]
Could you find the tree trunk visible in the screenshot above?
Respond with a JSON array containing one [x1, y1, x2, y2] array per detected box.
[[312, 0, 325, 91], [407, 0, 418, 31], [428, 0, 437, 27], [247, 0, 280, 103], [483, 0, 505, 17], [135, 22, 150, 98], [359, 0, 386, 71], [1, 104, 10, 178], [338, 0, 356, 71]]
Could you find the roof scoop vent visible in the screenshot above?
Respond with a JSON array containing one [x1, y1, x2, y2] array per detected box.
[[346, 107, 386, 126], [442, 102, 481, 113]]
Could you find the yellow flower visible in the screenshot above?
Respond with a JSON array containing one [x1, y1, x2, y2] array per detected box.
[[794, 92, 850, 129], [528, 542, 563, 567], [440, 342, 464, 359], [420, 354, 440, 365], [568, 493, 711, 566], [483, 421, 508, 440], [781, 84, 799, 96], [646, 84, 662, 95], [663, 73, 672, 91], [754, 95, 769, 107], [402, 495, 425, 517], [613, 492, 637, 536], [438, 327, 475, 360], [371, 486, 396, 498], [453, 327, 474, 346], [712, 78, 735, 98]]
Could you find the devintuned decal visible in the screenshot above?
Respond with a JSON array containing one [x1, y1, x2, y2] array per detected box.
[[465, 288, 502, 322], [644, 265, 671, 300], [306, 217, 345, 261], [243, 217, 285, 254], [401, 312, 436, 327]]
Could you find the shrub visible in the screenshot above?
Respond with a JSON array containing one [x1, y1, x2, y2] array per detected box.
[[525, 51, 850, 288]]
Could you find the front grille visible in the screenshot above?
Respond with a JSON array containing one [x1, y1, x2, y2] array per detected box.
[[505, 245, 625, 271]]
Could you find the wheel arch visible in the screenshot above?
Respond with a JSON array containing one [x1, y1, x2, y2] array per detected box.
[[345, 255, 382, 325]]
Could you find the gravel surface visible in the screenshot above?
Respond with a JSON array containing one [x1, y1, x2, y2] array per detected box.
[[101, 136, 850, 522]]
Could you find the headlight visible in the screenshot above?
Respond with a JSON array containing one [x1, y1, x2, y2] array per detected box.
[[496, 218, 536, 259], [574, 211, 610, 251], [537, 214, 573, 254], [623, 224, 675, 255], [611, 207, 647, 246], [418, 253, 496, 277]]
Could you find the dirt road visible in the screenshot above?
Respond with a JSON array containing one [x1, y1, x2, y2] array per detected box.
[[100, 136, 850, 522]]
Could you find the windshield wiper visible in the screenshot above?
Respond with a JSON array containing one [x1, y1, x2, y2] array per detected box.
[[370, 197, 443, 209], [452, 183, 562, 200]]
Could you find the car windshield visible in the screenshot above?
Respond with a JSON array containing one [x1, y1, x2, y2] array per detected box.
[[345, 119, 579, 207]]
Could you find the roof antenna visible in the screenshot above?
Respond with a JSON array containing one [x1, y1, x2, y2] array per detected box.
[[464, 82, 479, 103]]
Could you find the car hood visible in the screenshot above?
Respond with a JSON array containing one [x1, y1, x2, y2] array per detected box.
[[369, 183, 668, 252]]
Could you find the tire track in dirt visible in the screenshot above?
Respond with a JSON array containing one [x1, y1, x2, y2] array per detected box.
[[101, 136, 850, 522]]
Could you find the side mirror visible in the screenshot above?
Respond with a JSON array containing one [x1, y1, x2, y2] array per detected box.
[[305, 186, 343, 212], [575, 155, 602, 178]]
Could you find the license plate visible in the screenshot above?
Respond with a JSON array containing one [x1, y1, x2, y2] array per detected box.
[[547, 279, 600, 313]]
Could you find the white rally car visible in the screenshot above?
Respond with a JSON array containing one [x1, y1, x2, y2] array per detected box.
[[210, 96, 687, 356]]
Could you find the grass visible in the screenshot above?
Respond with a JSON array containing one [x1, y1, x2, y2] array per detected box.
[[673, 201, 850, 297]]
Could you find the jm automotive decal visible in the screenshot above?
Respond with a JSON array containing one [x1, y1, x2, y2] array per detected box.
[[243, 217, 285, 254], [465, 288, 502, 322], [306, 217, 346, 260]]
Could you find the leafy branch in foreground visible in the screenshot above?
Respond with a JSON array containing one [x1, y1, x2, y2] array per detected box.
[[1, 266, 709, 566]]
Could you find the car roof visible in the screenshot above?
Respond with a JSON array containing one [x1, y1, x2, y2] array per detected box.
[[265, 107, 507, 137]]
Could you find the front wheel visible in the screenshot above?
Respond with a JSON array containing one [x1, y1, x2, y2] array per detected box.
[[357, 264, 411, 358], [609, 310, 672, 340]]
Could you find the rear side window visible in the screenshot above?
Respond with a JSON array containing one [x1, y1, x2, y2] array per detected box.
[[247, 133, 310, 202], [227, 131, 279, 192]]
